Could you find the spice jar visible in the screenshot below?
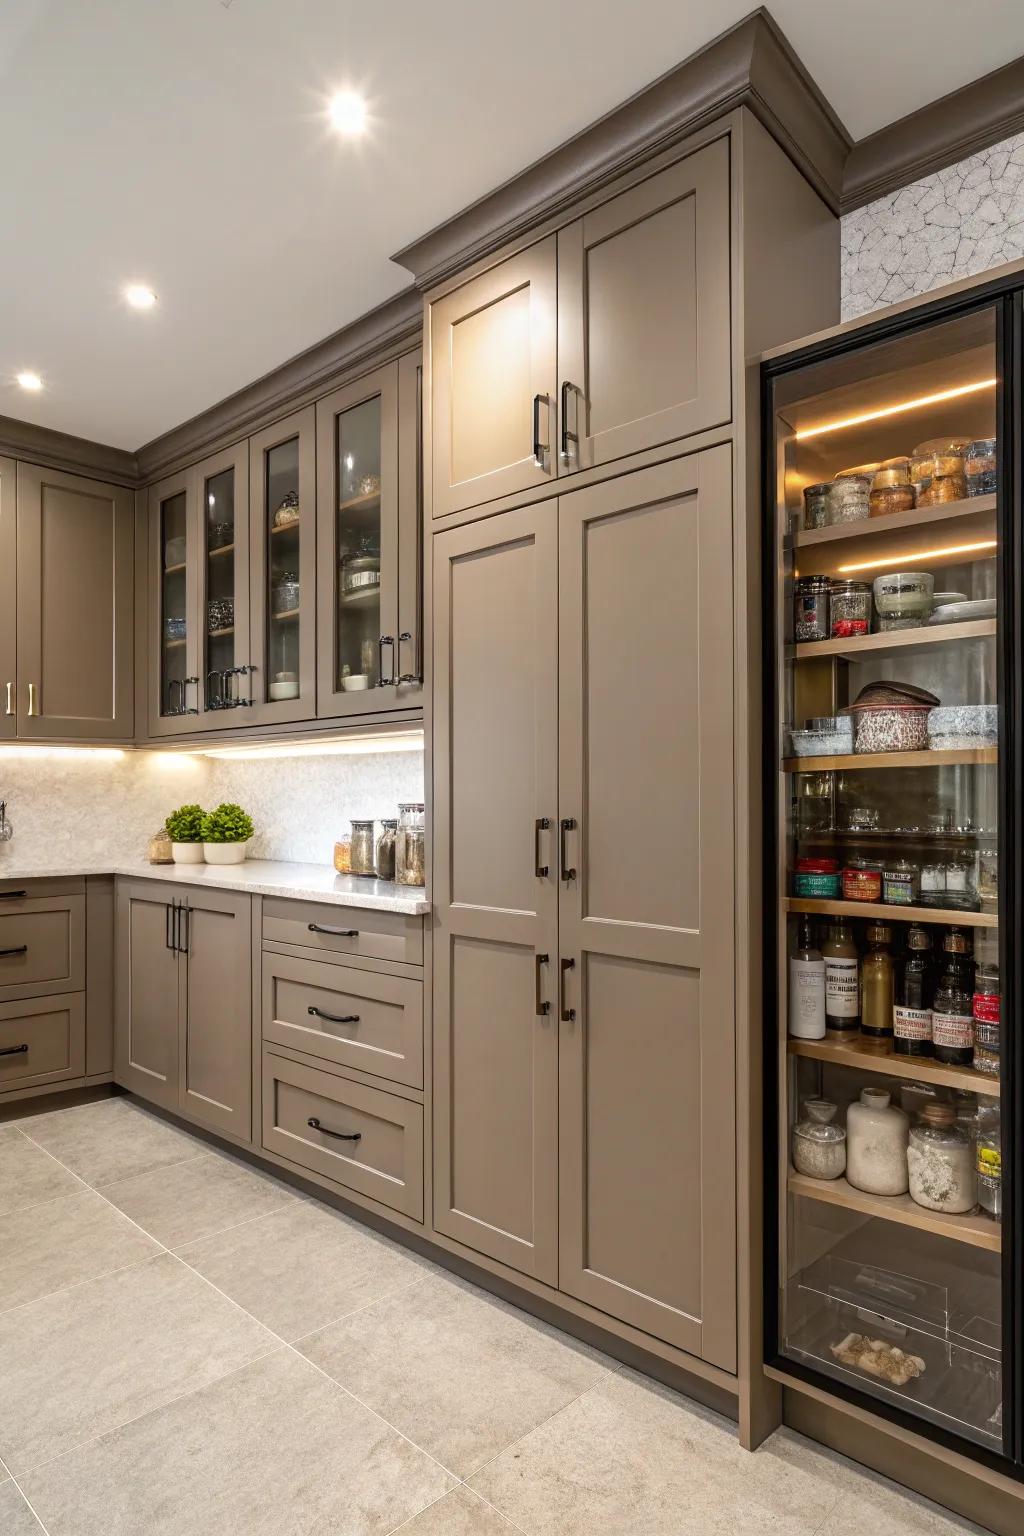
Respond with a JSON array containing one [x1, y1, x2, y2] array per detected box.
[[350, 819, 377, 878], [395, 802, 426, 887], [908, 1104, 976, 1213], [828, 474, 871, 524], [846, 1087, 909, 1196], [829, 580, 871, 639], [973, 963, 1000, 1077], [333, 839, 352, 875], [792, 1100, 846, 1181], [375, 819, 397, 882], [147, 828, 174, 865], [965, 437, 997, 497], [793, 576, 830, 642], [802, 483, 831, 530], [883, 859, 919, 906], [793, 856, 840, 899], [842, 858, 882, 902]]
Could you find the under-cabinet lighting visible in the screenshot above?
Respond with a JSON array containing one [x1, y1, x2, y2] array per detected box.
[[836, 540, 997, 574], [201, 732, 423, 761], [16, 371, 43, 392], [795, 379, 996, 441], [0, 746, 125, 761]]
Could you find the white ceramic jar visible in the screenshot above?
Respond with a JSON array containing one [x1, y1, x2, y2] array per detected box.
[[846, 1087, 909, 1196]]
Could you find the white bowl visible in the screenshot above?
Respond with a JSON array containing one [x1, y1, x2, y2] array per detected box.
[[268, 680, 300, 701], [172, 842, 204, 864], [342, 674, 369, 692], [203, 841, 248, 865]]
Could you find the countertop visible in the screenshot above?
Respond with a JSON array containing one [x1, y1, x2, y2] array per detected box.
[[0, 858, 430, 915]]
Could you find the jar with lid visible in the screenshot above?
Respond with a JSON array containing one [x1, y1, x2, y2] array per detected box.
[[861, 924, 895, 1053], [965, 437, 997, 497], [333, 838, 352, 875], [802, 483, 831, 530], [976, 1106, 1002, 1219], [375, 819, 398, 883], [911, 438, 968, 503], [842, 858, 882, 903], [793, 857, 839, 899], [847, 1087, 909, 1196], [828, 474, 871, 524], [870, 460, 915, 518], [882, 858, 919, 906], [147, 828, 174, 865], [907, 1104, 976, 1213], [793, 576, 830, 642], [829, 580, 871, 639], [792, 1099, 846, 1181], [395, 802, 426, 887], [350, 819, 377, 878], [894, 926, 934, 1058], [972, 963, 1000, 1077]]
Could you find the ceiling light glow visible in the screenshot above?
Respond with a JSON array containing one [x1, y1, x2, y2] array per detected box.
[[795, 379, 996, 441], [16, 371, 43, 392], [124, 284, 157, 310], [328, 89, 368, 137]]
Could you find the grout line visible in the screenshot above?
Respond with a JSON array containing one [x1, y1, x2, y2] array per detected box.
[[0, 1251, 166, 1322], [5, 1472, 51, 1535], [18, 1125, 211, 1191], [167, 1195, 301, 1255]]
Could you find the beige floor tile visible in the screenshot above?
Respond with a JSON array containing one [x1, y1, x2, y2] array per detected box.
[[177, 1195, 430, 1340], [817, 1463, 989, 1535], [20, 1345, 455, 1536], [470, 1369, 846, 1536], [19, 1098, 204, 1189], [395, 1485, 523, 1534], [102, 1151, 295, 1249], [0, 1251, 276, 1474], [0, 1128, 86, 1216], [298, 1270, 617, 1478], [0, 1480, 43, 1535], [0, 1189, 161, 1312]]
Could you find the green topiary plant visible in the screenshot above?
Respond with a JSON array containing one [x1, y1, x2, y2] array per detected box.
[[165, 803, 205, 843], [200, 803, 254, 844]]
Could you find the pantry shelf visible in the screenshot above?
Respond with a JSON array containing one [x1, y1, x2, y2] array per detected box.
[[785, 896, 997, 928], [787, 1038, 1000, 1096], [788, 1171, 1001, 1253], [791, 618, 996, 662], [783, 748, 997, 772]]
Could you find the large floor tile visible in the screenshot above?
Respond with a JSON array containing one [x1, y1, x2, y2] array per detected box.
[[20, 1345, 455, 1536], [298, 1270, 617, 1478], [0, 1251, 276, 1474], [102, 1151, 295, 1249], [19, 1098, 204, 1189], [395, 1485, 523, 1534], [470, 1369, 846, 1536], [0, 1189, 161, 1313], [177, 1196, 429, 1340], [0, 1128, 85, 1216], [817, 1463, 989, 1535], [0, 1480, 43, 1535]]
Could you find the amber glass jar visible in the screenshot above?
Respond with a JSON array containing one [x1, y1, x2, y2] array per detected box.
[[870, 483, 915, 517]]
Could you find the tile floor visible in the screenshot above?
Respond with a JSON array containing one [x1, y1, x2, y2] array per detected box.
[[0, 1098, 990, 1535]]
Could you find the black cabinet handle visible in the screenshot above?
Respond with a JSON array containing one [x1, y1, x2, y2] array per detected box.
[[166, 903, 173, 951], [534, 817, 550, 878], [535, 952, 550, 1017], [308, 923, 359, 938], [0, 891, 26, 901], [307, 1116, 361, 1143], [377, 635, 395, 687], [0, 945, 27, 958], [182, 905, 191, 954], [532, 393, 548, 468], [559, 818, 577, 882], [308, 1005, 360, 1025], [0, 1043, 28, 1056], [560, 957, 576, 1022], [560, 380, 579, 461]]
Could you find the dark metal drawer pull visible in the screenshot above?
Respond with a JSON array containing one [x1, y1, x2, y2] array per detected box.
[[535, 952, 550, 1017], [534, 817, 550, 878], [560, 380, 579, 461], [308, 1005, 360, 1025], [0, 1043, 28, 1056], [307, 1116, 361, 1143], [0, 891, 27, 900], [560, 957, 576, 1022], [559, 818, 577, 882], [532, 393, 548, 468], [308, 923, 359, 938], [0, 945, 28, 958]]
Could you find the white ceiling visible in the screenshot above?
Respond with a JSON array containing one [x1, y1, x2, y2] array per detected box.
[[3, 0, 1024, 451]]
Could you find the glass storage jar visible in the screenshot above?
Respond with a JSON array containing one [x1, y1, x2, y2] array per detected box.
[[976, 1107, 1002, 1218], [333, 838, 352, 875], [883, 859, 920, 905], [802, 483, 831, 530], [869, 482, 916, 517], [792, 1100, 846, 1181], [350, 819, 377, 877], [842, 859, 882, 902], [846, 1088, 909, 1196], [271, 572, 300, 617], [828, 474, 870, 524], [340, 541, 381, 595], [793, 576, 830, 642], [908, 1104, 976, 1213], [395, 802, 426, 887], [147, 828, 174, 865], [973, 963, 1000, 1077], [965, 437, 997, 497], [829, 580, 871, 639], [375, 818, 397, 883], [793, 856, 840, 898]]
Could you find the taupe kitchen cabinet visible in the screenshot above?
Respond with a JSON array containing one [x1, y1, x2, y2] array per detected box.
[[0, 457, 15, 739], [14, 463, 134, 740], [148, 467, 201, 734], [316, 353, 423, 715], [115, 879, 252, 1141]]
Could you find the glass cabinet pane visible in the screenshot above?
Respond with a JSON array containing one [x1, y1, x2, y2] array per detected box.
[[159, 490, 189, 716], [335, 395, 382, 691], [204, 466, 238, 708], [264, 437, 302, 702]]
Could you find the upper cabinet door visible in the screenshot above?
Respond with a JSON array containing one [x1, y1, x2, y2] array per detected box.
[[429, 237, 557, 519], [0, 457, 16, 740], [316, 364, 400, 716], [247, 406, 316, 727], [395, 350, 424, 703], [557, 139, 731, 474], [149, 470, 201, 735], [16, 464, 134, 740], [195, 443, 251, 721]]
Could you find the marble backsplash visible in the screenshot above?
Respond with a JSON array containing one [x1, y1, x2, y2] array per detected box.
[[0, 746, 424, 872]]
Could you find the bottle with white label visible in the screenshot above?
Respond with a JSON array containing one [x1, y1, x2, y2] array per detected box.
[[894, 924, 934, 1058], [822, 919, 860, 1042], [788, 916, 825, 1039]]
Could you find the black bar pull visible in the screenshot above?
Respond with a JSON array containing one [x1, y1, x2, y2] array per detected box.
[[308, 923, 359, 938], [0, 1043, 28, 1056], [166, 903, 173, 951], [0, 891, 27, 901], [559, 818, 577, 882], [559, 957, 576, 1022], [182, 905, 191, 954], [308, 1005, 360, 1025], [307, 1116, 361, 1143], [0, 945, 28, 958], [377, 635, 395, 687], [532, 393, 549, 468], [535, 953, 550, 1017], [560, 380, 579, 461], [534, 817, 550, 878]]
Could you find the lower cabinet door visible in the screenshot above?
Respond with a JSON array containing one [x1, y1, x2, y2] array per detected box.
[[115, 881, 180, 1112], [180, 890, 252, 1141], [0, 992, 85, 1093]]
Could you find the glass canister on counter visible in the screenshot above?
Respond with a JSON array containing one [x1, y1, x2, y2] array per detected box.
[[395, 802, 426, 887], [147, 828, 174, 865], [375, 819, 398, 882], [350, 819, 377, 877]]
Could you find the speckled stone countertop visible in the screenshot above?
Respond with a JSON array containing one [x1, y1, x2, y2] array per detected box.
[[0, 859, 429, 916]]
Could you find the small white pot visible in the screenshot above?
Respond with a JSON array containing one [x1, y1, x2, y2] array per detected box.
[[203, 841, 248, 865], [172, 842, 205, 865]]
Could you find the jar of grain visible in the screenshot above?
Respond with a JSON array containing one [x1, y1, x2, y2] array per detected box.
[[846, 1087, 909, 1196], [375, 819, 398, 882], [908, 1103, 976, 1213], [350, 819, 377, 877], [395, 802, 426, 887], [829, 474, 871, 524], [802, 483, 831, 530], [792, 1099, 846, 1181]]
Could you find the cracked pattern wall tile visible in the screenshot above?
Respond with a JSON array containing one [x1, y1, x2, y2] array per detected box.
[[842, 132, 1024, 319]]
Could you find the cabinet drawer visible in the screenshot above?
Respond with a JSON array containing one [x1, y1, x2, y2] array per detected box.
[[262, 898, 423, 966], [0, 992, 86, 1092], [262, 1051, 423, 1221], [262, 954, 423, 1089], [0, 895, 85, 1001]]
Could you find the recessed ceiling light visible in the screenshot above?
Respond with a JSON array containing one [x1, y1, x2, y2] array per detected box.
[[328, 89, 368, 137], [124, 283, 158, 310], [16, 371, 43, 392]]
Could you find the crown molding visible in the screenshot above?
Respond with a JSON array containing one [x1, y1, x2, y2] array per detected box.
[[0, 415, 138, 485]]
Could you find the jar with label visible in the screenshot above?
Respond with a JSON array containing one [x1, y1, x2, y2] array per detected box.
[[375, 819, 398, 883], [973, 963, 1000, 1076], [932, 942, 975, 1067], [792, 1099, 846, 1180], [823, 920, 859, 1041], [829, 580, 871, 639], [395, 802, 426, 887], [894, 926, 934, 1057], [793, 576, 830, 642], [350, 819, 377, 877], [882, 859, 919, 906], [789, 916, 825, 1039], [976, 1107, 1002, 1219], [847, 1087, 909, 1196], [802, 483, 831, 530], [908, 1104, 976, 1213], [861, 924, 895, 1053], [829, 474, 871, 524], [793, 857, 840, 899], [842, 858, 882, 902]]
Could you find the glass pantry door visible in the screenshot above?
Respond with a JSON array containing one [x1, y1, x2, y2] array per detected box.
[[197, 444, 249, 719], [150, 472, 200, 733], [766, 302, 1008, 1458]]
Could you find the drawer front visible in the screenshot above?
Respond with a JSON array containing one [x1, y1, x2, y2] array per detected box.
[[262, 1051, 423, 1221], [0, 895, 85, 1001], [0, 992, 86, 1092], [262, 954, 423, 1088], [262, 898, 423, 966]]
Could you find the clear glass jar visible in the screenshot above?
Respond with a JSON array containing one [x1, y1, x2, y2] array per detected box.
[[792, 1099, 846, 1181], [395, 802, 426, 887], [333, 839, 352, 875], [829, 580, 871, 638], [147, 828, 174, 865], [869, 483, 915, 518], [965, 437, 997, 497], [976, 1106, 1002, 1219], [828, 474, 871, 524], [846, 1087, 909, 1196], [908, 1103, 976, 1213], [973, 963, 1000, 1076], [802, 483, 831, 530], [793, 576, 830, 642], [883, 858, 919, 906], [376, 818, 397, 883], [350, 819, 376, 877]]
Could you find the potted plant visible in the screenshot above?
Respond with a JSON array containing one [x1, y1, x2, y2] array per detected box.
[[201, 802, 254, 865], [165, 804, 206, 864]]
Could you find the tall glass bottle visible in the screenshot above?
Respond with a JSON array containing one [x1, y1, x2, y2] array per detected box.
[[932, 932, 975, 1067], [894, 924, 934, 1058], [822, 919, 859, 1042], [861, 923, 894, 1053], [788, 916, 825, 1039]]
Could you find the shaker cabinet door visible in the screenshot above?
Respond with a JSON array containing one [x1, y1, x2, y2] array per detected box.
[[556, 450, 737, 1369], [115, 881, 181, 1112], [179, 889, 252, 1142], [148, 470, 202, 736], [429, 238, 557, 519], [432, 505, 559, 1282], [0, 457, 16, 740], [557, 138, 731, 474]]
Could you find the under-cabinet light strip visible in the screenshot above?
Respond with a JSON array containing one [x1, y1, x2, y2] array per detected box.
[[200, 732, 424, 760], [794, 378, 996, 441], [836, 539, 997, 574]]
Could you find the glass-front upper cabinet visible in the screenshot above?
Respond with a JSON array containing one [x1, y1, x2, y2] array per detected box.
[[765, 302, 1009, 1462], [149, 470, 200, 734], [197, 444, 249, 720]]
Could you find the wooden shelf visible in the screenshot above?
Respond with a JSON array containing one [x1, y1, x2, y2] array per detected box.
[[783, 748, 997, 772], [270, 518, 300, 535], [270, 607, 300, 623], [338, 489, 381, 514], [163, 561, 186, 576], [792, 618, 996, 662], [338, 585, 381, 609], [786, 896, 997, 928], [164, 637, 187, 650], [792, 494, 995, 550], [788, 1170, 1001, 1253], [208, 542, 234, 560], [787, 1037, 999, 1096], [208, 626, 235, 639]]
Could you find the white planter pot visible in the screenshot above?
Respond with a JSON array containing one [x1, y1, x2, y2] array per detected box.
[[172, 842, 205, 864], [203, 841, 248, 865]]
